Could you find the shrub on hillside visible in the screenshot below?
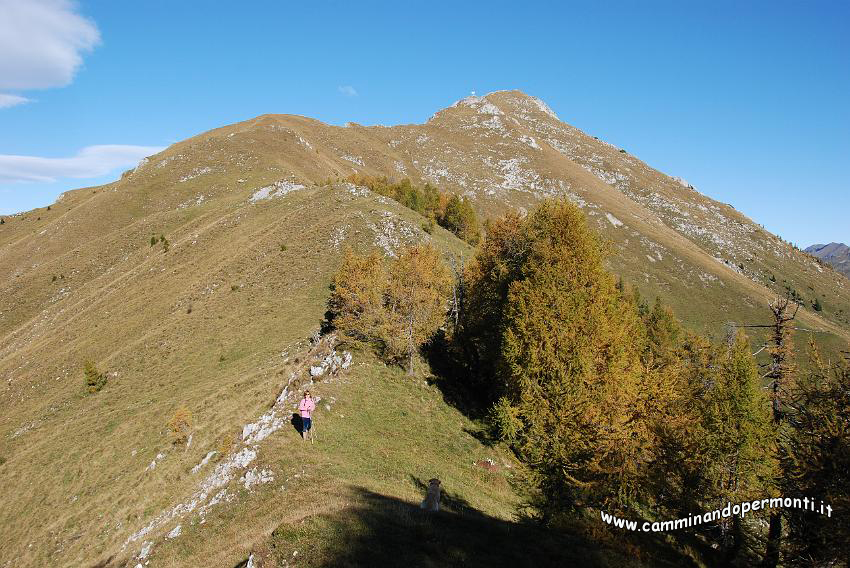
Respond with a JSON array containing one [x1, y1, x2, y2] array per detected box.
[[168, 407, 193, 446], [487, 396, 522, 444], [216, 431, 238, 460], [83, 360, 107, 393]]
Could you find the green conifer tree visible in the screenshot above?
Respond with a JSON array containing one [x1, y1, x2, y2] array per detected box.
[[489, 200, 651, 516], [439, 194, 480, 244], [455, 211, 526, 402], [781, 345, 850, 565], [643, 297, 681, 368], [83, 360, 107, 393], [703, 332, 778, 563]]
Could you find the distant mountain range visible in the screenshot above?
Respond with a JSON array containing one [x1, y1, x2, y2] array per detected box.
[[806, 242, 850, 278]]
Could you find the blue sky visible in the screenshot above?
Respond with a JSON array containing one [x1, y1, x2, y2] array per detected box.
[[1, 0, 848, 246]]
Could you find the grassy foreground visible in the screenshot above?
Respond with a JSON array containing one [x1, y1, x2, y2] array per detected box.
[[143, 351, 683, 567]]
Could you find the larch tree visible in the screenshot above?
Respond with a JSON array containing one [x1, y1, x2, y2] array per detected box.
[[641, 317, 711, 522], [642, 296, 681, 369], [484, 200, 652, 517], [329, 244, 451, 375], [703, 332, 778, 564], [440, 194, 481, 244], [328, 249, 388, 350], [455, 211, 527, 402], [781, 343, 850, 566], [384, 244, 452, 375]]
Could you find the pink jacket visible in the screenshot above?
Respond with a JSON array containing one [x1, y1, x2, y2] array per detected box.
[[299, 397, 315, 419]]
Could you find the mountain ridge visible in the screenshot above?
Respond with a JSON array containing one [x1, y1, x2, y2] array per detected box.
[[121, 89, 850, 337], [806, 242, 850, 279], [1, 90, 849, 566]]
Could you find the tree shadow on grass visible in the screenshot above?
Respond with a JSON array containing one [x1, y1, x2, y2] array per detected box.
[[421, 330, 493, 423], [261, 486, 694, 568]]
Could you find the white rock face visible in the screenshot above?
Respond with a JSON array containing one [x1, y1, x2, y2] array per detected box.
[[367, 214, 419, 257], [606, 213, 624, 227], [341, 154, 365, 166], [531, 96, 559, 119], [310, 351, 352, 377], [231, 447, 258, 469], [249, 180, 306, 202], [139, 541, 153, 559], [519, 135, 540, 149], [242, 410, 285, 445], [166, 525, 182, 539], [133, 157, 149, 173], [672, 176, 695, 189], [242, 468, 274, 489], [343, 182, 370, 197], [145, 452, 166, 472], [191, 451, 217, 474]]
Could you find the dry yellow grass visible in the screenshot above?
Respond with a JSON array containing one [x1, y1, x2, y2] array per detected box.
[[0, 182, 469, 566]]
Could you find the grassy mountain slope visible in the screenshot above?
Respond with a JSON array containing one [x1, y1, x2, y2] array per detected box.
[[1, 90, 848, 566], [145, 354, 668, 568], [0, 180, 470, 566]]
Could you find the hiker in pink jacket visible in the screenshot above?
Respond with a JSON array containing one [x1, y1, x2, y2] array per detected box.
[[298, 390, 316, 441]]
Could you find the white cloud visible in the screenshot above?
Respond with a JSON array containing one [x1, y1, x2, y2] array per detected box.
[[338, 85, 358, 97], [0, 145, 165, 183], [0, 94, 31, 108], [0, 0, 100, 106]]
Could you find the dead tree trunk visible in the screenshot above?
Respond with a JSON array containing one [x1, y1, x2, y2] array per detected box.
[[407, 313, 415, 376], [763, 297, 798, 568], [448, 254, 464, 329]]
